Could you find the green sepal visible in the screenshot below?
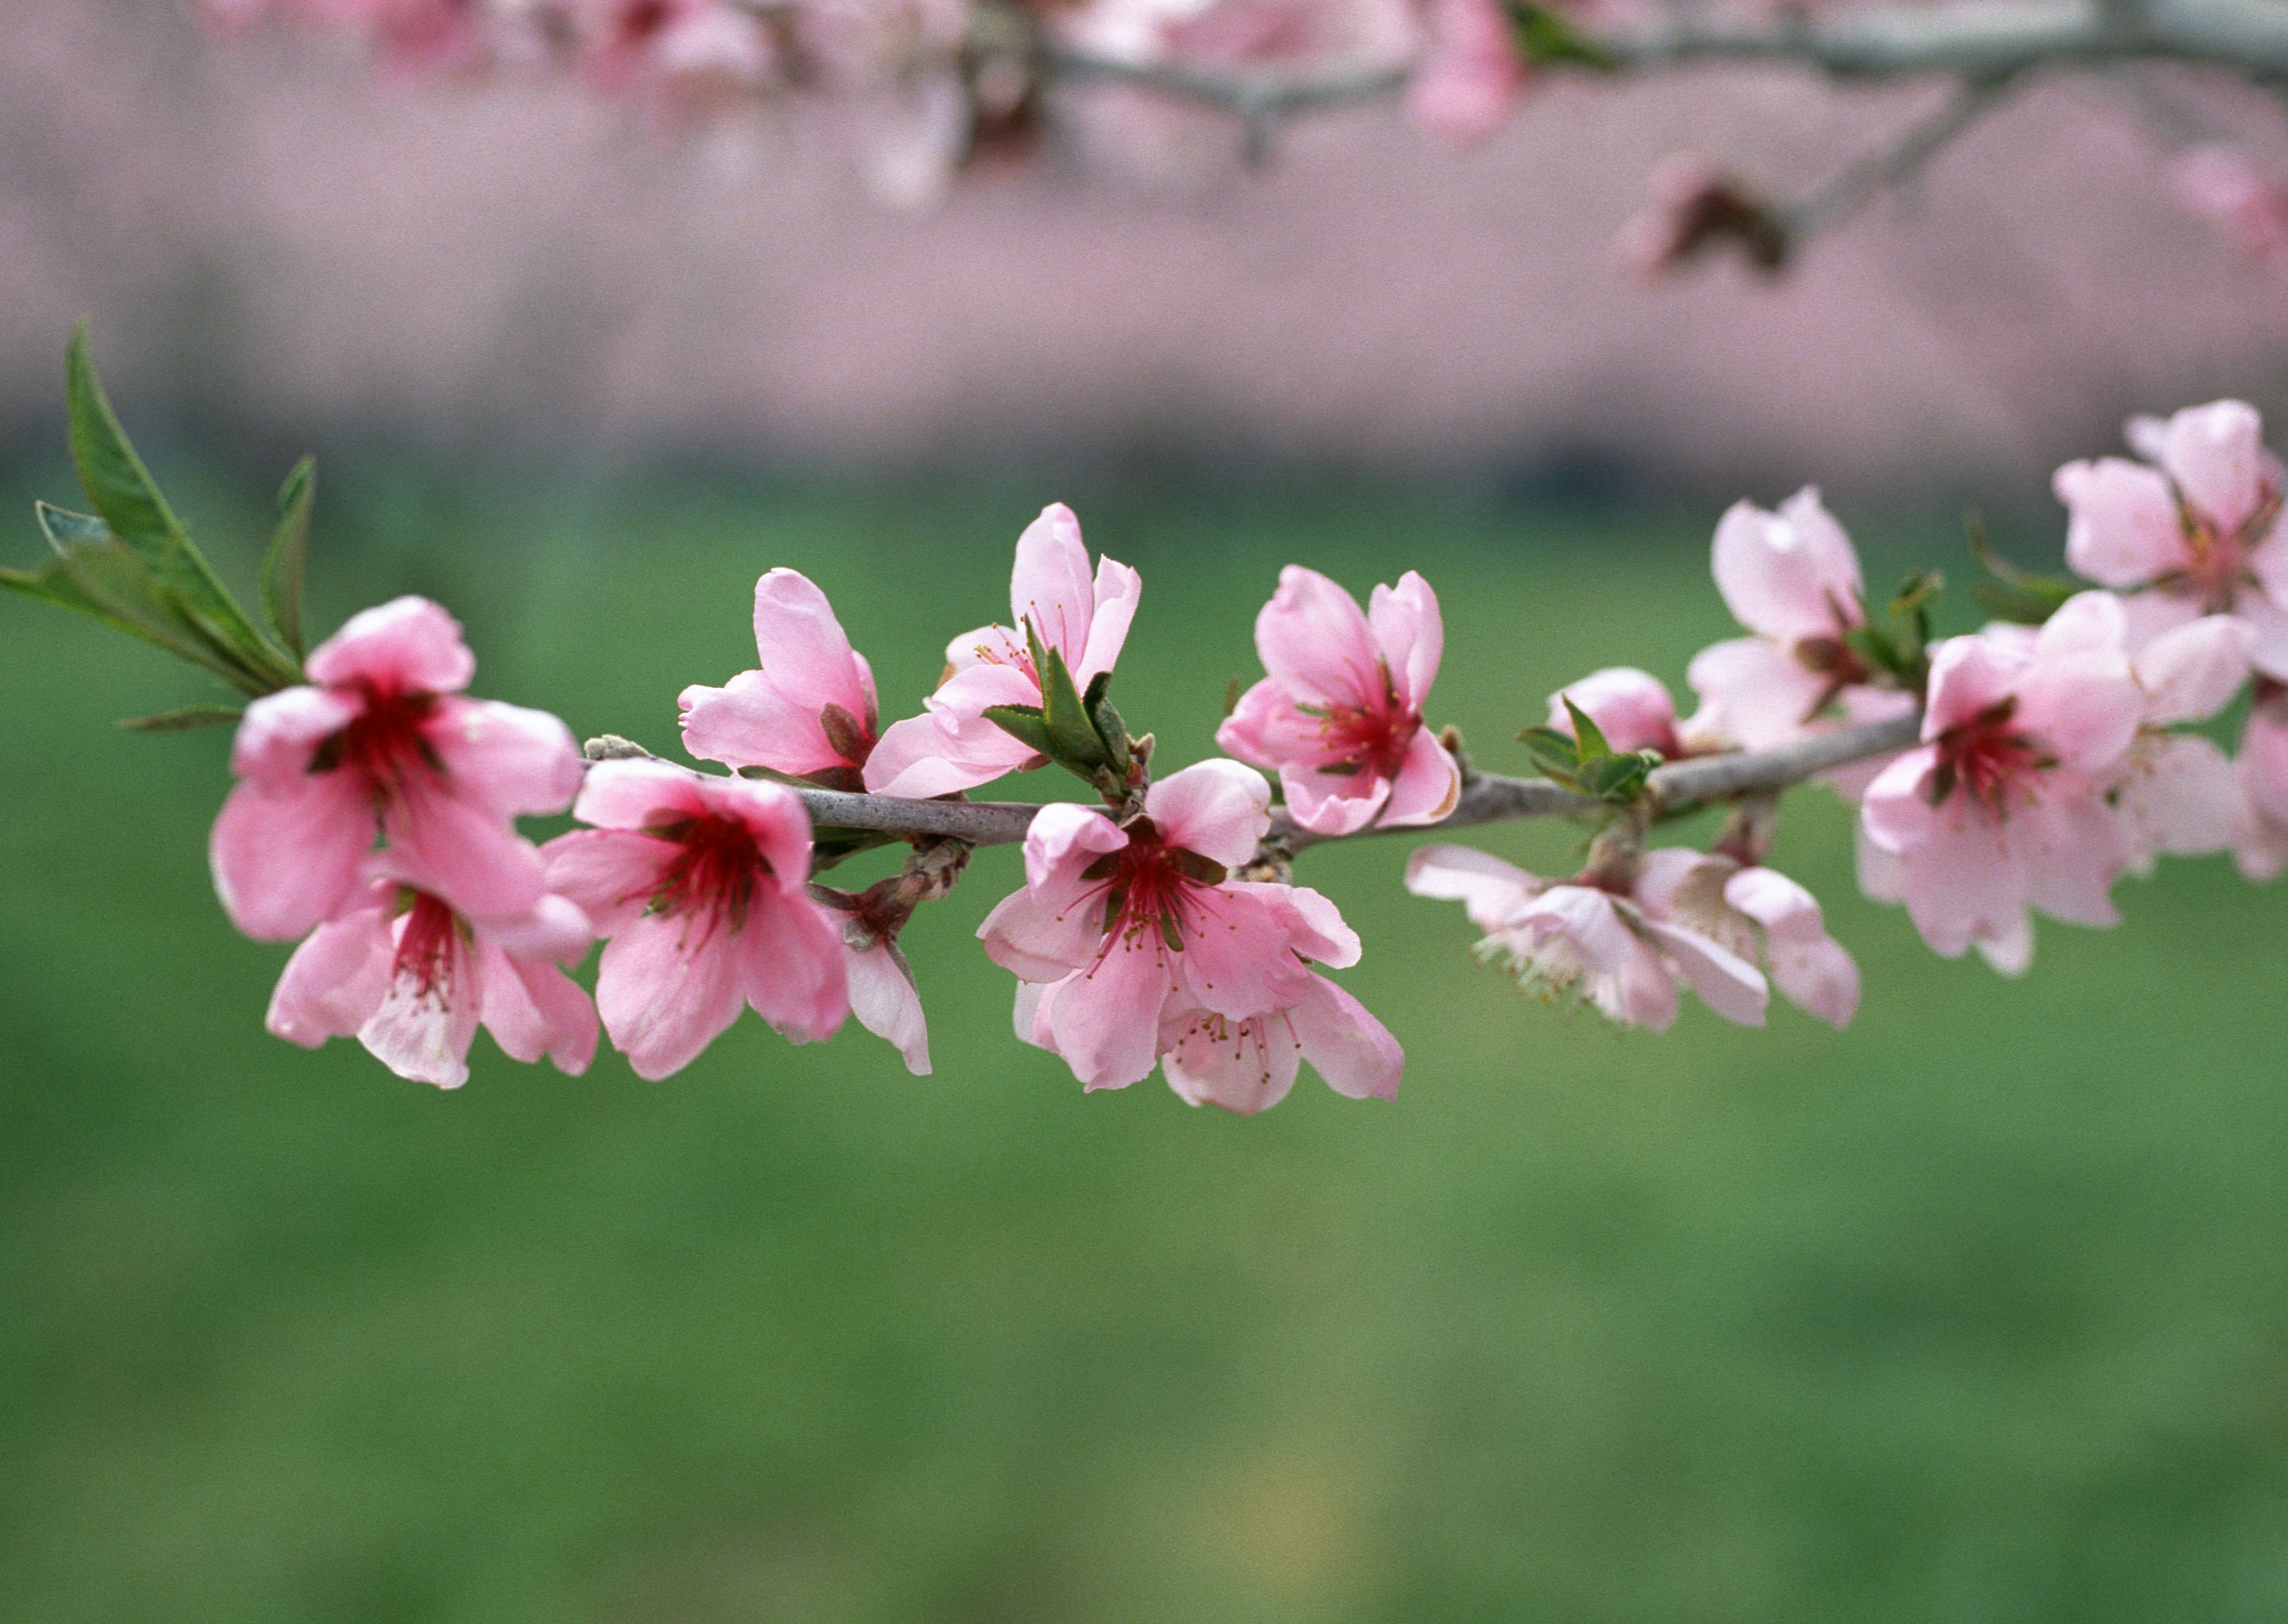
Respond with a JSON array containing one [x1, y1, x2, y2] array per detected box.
[[261, 456, 314, 659], [1082, 670, 1132, 779], [1505, 1, 1618, 69], [117, 705, 245, 732], [1516, 725, 1586, 784], [1562, 697, 1612, 762], [1584, 751, 1658, 803], [982, 703, 1057, 759]]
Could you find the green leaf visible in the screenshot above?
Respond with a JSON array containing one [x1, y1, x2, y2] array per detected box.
[[1562, 698, 1611, 762], [4, 504, 257, 686], [57, 328, 302, 694], [1585, 752, 1655, 803], [1505, 1, 1617, 69], [1516, 725, 1586, 785], [262, 456, 313, 659], [983, 703, 1056, 759], [118, 704, 245, 732]]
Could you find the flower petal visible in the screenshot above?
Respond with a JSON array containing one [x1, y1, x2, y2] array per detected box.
[[595, 907, 747, 1080], [736, 890, 849, 1045], [1287, 973, 1403, 1101], [1144, 759, 1272, 869], [846, 938, 931, 1075], [304, 596, 475, 693], [1367, 570, 1445, 709], [210, 770, 377, 941], [2054, 458, 2183, 589], [1404, 843, 1542, 932], [1252, 565, 1380, 707]]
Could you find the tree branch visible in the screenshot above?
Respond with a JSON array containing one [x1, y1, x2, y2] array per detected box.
[[631, 710, 1927, 853]]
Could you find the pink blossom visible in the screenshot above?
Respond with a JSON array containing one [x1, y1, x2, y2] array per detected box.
[[1405, 0, 1528, 145], [206, 0, 489, 74], [1405, 844, 1768, 1030], [1632, 848, 1858, 1026], [866, 504, 1142, 796], [1217, 565, 1461, 835], [210, 596, 585, 942], [1547, 667, 1695, 757], [979, 758, 1398, 1101], [679, 568, 880, 790], [575, 0, 774, 99], [2054, 399, 2288, 676], [542, 759, 848, 1079], [2110, 614, 2252, 874], [267, 877, 598, 1089], [843, 935, 932, 1076], [1858, 592, 2145, 972], [1615, 153, 1788, 275]]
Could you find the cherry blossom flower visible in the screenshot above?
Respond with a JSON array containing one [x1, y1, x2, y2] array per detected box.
[[2054, 399, 2288, 675], [576, 0, 776, 101], [2168, 146, 2288, 282], [210, 596, 586, 943], [978, 758, 1398, 1100], [1217, 565, 1461, 835], [1405, 0, 1529, 145], [1616, 154, 1788, 275], [865, 503, 1142, 796], [1405, 844, 1768, 1030], [542, 760, 848, 1079], [1858, 592, 2145, 973], [679, 568, 880, 790], [843, 935, 932, 1075], [267, 877, 598, 1089], [1632, 848, 1858, 1026]]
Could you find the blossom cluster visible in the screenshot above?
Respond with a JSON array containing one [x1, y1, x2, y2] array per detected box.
[[19, 330, 2288, 1107]]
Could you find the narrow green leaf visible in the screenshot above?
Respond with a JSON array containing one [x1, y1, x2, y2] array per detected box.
[[1563, 698, 1612, 762], [8, 505, 257, 685], [118, 704, 245, 732], [983, 703, 1057, 759], [262, 455, 313, 660], [1506, 1, 1618, 69], [63, 327, 300, 693], [1037, 643, 1111, 775], [1586, 752, 1654, 803]]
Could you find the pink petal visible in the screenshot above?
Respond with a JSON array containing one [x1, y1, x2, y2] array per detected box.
[[2134, 615, 2251, 724], [679, 672, 834, 776], [1143, 759, 1272, 869], [1404, 844, 1542, 932], [570, 758, 707, 830], [1594, 935, 1680, 1031], [480, 938, 600, 1074], [735, 890, 848, 1045], [1243, 880, 1363, 969], [264, 883, 395, 1047], [1216, 677, 1328, 770], [427, 697, 585, 819], [2228, 587, 2288, 682], [1513, 886, 1637, 974], [1077, 555, 1143, 686], [1008, 503, 1098, 668], [1975, 914, 2036, 976], [1922, 635, 2030, 737], [1683, 638, 1828, 752], [862, 714, 987, 798], [230, 685, 359, 782], [749, 568, 873, 721], [2115, 734, 2242, 863], [595, 907, 747, 1080], [303, 596, 476, 693], [846, 939, 931, 1075], [1252, 565, 1381, 708], [2158, 399, 2273, 534], [1639, 917, 1768, 1027], [1173, 886, 1318, 1021], [2010, 779, 2128, 928], [385, 779, 550, 925], [2244, 707, 2288, 825], [1022, 800, 1128, 893], [1767, 933, 1860, 1027], [2054, 458, 2183, 589], [210, 769, 377, 941], [1287, 973, 1403, 1100], [1161, 1010, 1304, 1114], [1404, 0, 1529, 144], [541, 828, 671, 935], [482, 892, 595, 964], [1366, 570, 1445, 710], [1046, 931, 1176, 1089], [1858, 747, 1941, 855], [978, 873, 1112, 982], [1710, 489, 1863, 641], [1377, 727, 1463, 827], [1280, 765, 1390, 837], [358, 916, 482, 1089], [692, 776, 815, 900], [1897, 802, 2026, 959]]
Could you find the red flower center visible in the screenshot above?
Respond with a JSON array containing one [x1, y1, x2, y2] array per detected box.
[[316, 686, 442, 799], [1930, 697, 2051, 812], [394, 892, 464, 1000], [646, 813, 769, 926], [1078, 818, 1229, 955], [2174, 487, 2279, 612], [1301, 660, 1415, 781]]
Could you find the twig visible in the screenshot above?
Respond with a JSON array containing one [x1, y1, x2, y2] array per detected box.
[[1777, 76, 2014, 238]]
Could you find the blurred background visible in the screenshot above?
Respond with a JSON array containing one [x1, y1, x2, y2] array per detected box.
[[7, 2, 2288, 1619]]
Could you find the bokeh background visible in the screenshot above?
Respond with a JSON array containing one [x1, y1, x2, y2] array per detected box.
[[7, 3, 2288, 1619]]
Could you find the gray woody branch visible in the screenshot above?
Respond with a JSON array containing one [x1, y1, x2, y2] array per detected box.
[[593, 710, 1924, 852]]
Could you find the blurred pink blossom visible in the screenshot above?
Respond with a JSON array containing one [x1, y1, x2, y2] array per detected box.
[[2169, 145, 2288, 280], [1546, 665, 1701, 757], [1218, 564, 1460, 834], [1405, 842, 1768, 1029], [1632, 847, 1858, 1026], [1404, 0, 1527, 145]]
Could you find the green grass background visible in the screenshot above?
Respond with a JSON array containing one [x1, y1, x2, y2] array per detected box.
[[4, 451, 2286, 1622]]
